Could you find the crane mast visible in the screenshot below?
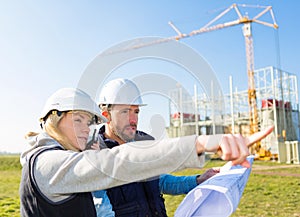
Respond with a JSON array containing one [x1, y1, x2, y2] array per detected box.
[[243, 22, 260, 152], [243, 23, 258, 132]]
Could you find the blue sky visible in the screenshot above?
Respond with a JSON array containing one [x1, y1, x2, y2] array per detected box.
[[0, 0, 299, 153]]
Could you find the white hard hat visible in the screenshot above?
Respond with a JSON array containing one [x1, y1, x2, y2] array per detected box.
[[98, 78, 146, 106], [40, 88, 107, 123]]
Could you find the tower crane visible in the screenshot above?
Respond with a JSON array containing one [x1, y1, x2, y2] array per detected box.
[[168, 4, 278, 155], [104, 4, 278, 157]]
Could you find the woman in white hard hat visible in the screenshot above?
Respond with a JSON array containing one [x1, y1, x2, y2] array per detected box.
[[19, 87, 273, 217]]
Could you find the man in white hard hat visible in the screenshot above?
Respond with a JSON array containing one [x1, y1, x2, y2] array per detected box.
[[93, 78, 220, 216]]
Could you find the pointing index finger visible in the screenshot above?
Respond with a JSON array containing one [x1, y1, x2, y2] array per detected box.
[[246, 125, 274, 148]]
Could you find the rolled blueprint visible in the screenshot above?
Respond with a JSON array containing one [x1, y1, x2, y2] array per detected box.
[[175, 156, 254, 217]]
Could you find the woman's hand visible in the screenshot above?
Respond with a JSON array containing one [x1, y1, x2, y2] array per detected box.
[[195, 126, 274, 167]]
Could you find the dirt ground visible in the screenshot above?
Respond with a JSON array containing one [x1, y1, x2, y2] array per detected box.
[[251, 164, 300, 177]]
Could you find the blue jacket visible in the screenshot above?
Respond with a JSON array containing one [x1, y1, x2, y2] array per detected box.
[[93, 126, 198, 217]]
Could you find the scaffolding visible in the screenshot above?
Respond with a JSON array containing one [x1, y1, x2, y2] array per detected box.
[[167, 66, 300, 163]]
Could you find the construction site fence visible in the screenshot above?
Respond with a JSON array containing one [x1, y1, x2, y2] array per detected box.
[[278, 141, 300, 164]]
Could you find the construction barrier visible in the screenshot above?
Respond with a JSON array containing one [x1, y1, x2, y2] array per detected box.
[[285, 141, 300, 164]]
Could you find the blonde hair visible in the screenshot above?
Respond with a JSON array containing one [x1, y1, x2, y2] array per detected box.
[[26, 110, 93, 152], [43, 112, 79, 151], [25, 131, 39, 139]]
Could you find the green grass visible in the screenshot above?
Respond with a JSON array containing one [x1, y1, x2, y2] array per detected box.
[[0, 155, 21, 217], [164, 160, 300, 217], [1, 155, 299, 217]]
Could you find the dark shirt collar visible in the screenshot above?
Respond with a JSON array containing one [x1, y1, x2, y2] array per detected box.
[[99, 125, 119, 149], [98, 125, 155, 149]]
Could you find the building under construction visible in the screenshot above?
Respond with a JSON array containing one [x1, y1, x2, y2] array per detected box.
[[166, 66, 300, 164]]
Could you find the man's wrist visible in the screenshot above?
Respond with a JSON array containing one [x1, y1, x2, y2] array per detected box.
[[196, 175, 202, 185]]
